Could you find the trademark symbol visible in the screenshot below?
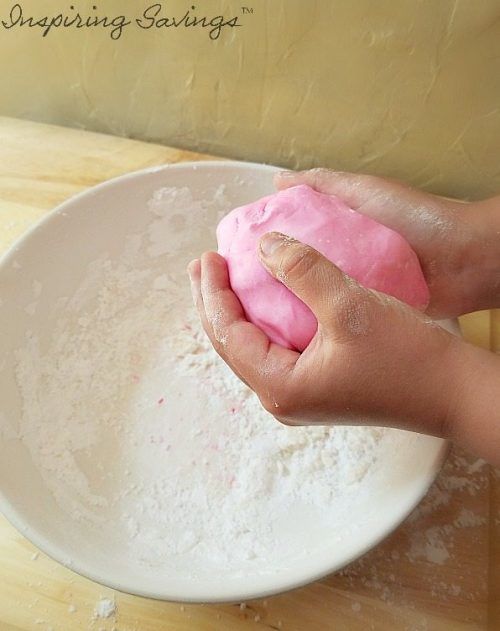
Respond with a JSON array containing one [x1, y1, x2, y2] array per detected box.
[[241, 6, 253, 14]]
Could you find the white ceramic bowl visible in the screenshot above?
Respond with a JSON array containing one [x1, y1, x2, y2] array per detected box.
[[0, 161, 451, 602]]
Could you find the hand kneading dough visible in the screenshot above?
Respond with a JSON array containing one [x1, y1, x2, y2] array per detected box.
[[217, 184, 430, 351]]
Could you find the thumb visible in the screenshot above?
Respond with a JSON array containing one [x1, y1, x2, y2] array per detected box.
[[258, 231, 359, 327]]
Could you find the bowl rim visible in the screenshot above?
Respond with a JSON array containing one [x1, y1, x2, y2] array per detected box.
[[0, 159, 450, 602]]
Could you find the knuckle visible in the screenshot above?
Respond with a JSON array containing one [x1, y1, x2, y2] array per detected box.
[[260, 395, 279, 415], [209, 336, 226, 360], [273, 414, 295, 427], [259, 389, 295, 418], [279, 245, 319, 286], [355, 173, 380, 188], [327, 289, 373, 338], [345, 172, 384, 191], [309, 167, 335, 181], [308, 167, 340, 191]]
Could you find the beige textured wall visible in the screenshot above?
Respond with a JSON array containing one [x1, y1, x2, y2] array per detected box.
[[0, 0, 499, 199]]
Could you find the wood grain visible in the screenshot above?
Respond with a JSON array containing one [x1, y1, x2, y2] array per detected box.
[[0, 116, 495, 631]]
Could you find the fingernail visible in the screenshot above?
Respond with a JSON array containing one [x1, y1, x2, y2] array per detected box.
[[277, 170, 295, 179], [260, 232, 285, 257], [187, 261, 200, 305], [188, 273, 198, 304], [187, 259, 199, 280]]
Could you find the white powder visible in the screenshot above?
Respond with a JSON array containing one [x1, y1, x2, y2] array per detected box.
[[407, 526, 451, 565], [94, 597, 116, 619], [13, 184, 392, 576], [453, 508, 486, 529]]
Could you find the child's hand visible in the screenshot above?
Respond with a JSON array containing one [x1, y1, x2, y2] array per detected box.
[[189, 237, 460, 437], [275, 169, 500, 318]]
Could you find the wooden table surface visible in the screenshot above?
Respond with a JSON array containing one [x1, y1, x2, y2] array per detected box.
[[0, 116, 497, 631]]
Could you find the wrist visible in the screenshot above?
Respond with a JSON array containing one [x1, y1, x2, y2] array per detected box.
[[443, 338, 500, 465], [460, 199, 500, 312]]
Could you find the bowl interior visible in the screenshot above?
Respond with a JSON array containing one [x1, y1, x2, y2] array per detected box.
[[0, 161, 448, 602]]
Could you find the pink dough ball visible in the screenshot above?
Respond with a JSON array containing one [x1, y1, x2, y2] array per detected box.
[[217, 184, 430, 351]]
